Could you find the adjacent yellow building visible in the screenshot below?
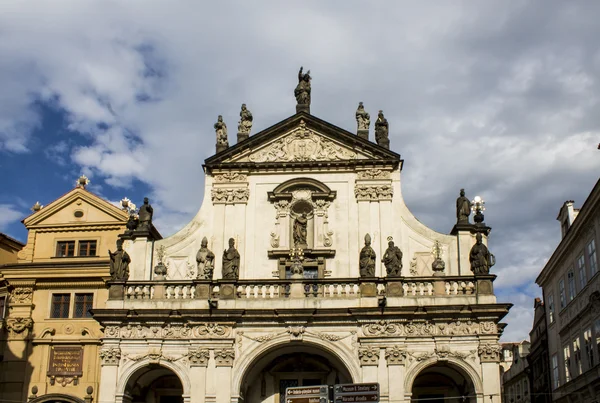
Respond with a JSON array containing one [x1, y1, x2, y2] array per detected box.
[[0, 180, 129, 403]]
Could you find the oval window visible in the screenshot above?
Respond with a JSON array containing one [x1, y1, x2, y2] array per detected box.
[[74, 210, 84, 218]]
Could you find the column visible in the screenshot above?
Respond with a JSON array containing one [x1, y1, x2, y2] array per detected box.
[[384, 346, 407, 403], [188, 347, 209, 403], [215, 348, 235, 403], [97, 346, 121, 403], [358, 346, 380, 382]]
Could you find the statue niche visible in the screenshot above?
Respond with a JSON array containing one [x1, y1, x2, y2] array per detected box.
[[291, 200, 313, 249]]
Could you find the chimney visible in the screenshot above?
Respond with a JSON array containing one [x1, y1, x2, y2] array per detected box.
[[557, 200, 579, 238]]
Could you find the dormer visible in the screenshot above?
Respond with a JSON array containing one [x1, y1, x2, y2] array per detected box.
[[557, 200, 579, 238]]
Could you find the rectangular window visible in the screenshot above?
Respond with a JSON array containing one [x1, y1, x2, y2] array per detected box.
[[50, 294, 70, 318], [0, 296, 5, 319], [589, 239, 598, 277], [563, 345, 571, 382], [552, 354, 560, 389], [584, 328, 594, 369], [573, 337, 582, 376], [559, 279, 566, 309], [567, 269, 576, 300], [578, 255, 587, 289], [73, 293, 93, 318], [56, 241, 75, 257], [78, 240, 97, 257], [548, 294, 555, 323]]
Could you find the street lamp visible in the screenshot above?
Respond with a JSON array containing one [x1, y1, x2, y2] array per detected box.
[[471, 195, 485, 224]]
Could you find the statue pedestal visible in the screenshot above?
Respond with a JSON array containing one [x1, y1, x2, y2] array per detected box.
[[216, 143, 228, 154], [219, 282, 237, 299], [386, 280, 404, 296], [296, 104, 310, 114], [433, 279, 446, 296], [108, 282, 125, 300], [475, 274, 496, 295], [237, 132, 249, 143], [359, 279, 378, 297], [357, 129, 369, 140], [195, 281, 211, 299]]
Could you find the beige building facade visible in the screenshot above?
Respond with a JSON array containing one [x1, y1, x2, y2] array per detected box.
[[0, 184, 129, 403], [94, 107, 511, 403], [536, 179, 600, 402]]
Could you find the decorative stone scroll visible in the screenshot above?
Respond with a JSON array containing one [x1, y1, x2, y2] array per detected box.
[[99, 347, 121, 366], [214, 172, 248, 183], [478, 343, 502, 362], [9, 287, 33, 304], [103, 323, 232, 339], [385, 346, 408, 365], [287, 326, 306, 341], [215, 348, 235, 367], [354, 185, 393, 201], [407, 347, 476, 363], [248, 120, 357, 163], [5, 317, 33, 334], [124, 348, 184, 363], [188, 348, 210, 367], [358, 346, 380, 366], [362, 320, 497, 337], [211, 188, 249, 204], [357, 169, 391, 180], [237, 329, 353, 350]]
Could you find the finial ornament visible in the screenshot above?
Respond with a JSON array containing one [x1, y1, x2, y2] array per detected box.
[[76, 175, 90, 189], [237, 103, 253, 143], [31, 201, 43, 212], [294, 66, 312, 114], [215, 115, 229, 153], [432, 240, 445, 275], [356, 102, 370, 140]]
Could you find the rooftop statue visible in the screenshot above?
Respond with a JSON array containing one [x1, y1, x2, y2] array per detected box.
[[456, 189, 472, 224], [215, 115, 228, 152], [138, 197, 153, 230], [382, 239, 402, 277], [356, 102, 370, 140], [375, 110, 389, 149], [222, 238, 240, 280], [469, 233, 495, 275], [196, 237, 215, 280], [294, 66, 312, 113], [109, 239, 130, 281], [359, 233, 376, 277], [237, 104, 253, 142]]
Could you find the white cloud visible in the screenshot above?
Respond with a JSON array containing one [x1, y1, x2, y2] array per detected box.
[[0, 204, 23, 233]]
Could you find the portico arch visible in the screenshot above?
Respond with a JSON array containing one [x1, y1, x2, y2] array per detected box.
[[29, 395, 85, 403], [405, 358, 482, 403], [234, 334, 357, 403], [116, 359, 190, 403]]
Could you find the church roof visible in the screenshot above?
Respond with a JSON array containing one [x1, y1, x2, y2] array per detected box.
[[204, 112, 402, 170]]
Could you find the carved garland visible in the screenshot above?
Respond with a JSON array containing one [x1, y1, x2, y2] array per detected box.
[[211, 188, 249, 204], [5, 317, 33, 334], [214, 172, 248, 183], [9, 287, 33, 304], [361, 320, 497, 337], [357, 169, 391, 180], [104, 323, 232, 339], [354, 185, 393, 201]]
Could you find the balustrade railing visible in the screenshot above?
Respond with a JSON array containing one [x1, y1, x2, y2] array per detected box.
[[114, 275, 494, 301]]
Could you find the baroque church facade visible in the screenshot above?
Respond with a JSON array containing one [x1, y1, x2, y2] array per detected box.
[[94, 70, 511, 403]]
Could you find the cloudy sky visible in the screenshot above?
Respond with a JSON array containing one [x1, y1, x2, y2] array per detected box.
[[1, 1, 599, 341]]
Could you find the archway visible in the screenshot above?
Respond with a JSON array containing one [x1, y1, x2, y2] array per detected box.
[[239, 343, 353, 403], [29, 395, 84, 403], [123, 364, 184, 403], [411, 362, 477, 403]]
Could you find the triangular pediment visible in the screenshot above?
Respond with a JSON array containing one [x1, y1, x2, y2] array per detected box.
[[205, 113, 401, 167], [23, 188, 129, 228]]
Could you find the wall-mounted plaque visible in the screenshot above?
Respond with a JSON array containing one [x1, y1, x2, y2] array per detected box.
[[48, 346, 83, 377]]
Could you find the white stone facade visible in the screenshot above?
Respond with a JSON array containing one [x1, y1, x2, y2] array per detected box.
[[95, 113, 510, 403]]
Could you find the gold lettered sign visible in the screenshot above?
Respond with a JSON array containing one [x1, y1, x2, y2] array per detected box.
[[48, 346, 83, 377]]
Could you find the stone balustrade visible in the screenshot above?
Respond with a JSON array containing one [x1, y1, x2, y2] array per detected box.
[[110, 275, 495, 301]]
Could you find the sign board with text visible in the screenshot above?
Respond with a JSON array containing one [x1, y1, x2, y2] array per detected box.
[[334, 383, 379, 403], [48, 346, 84, 376], [286, 385, 329, 403]]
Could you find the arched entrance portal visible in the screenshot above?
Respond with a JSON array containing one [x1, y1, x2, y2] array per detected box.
[[123, 364, 184, 403], [240, 344, 353, 403], [411, 362, 476, 403]]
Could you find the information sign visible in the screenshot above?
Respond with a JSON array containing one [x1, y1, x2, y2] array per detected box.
[[334, 383, 379, 403]]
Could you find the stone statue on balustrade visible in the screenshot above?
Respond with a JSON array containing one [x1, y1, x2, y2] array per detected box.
[[356, 102, 370, 139], [138, 197, 153, 230], [109, 239, 130, 281], [237, 104, 253, 142], [293, 212, 308, 248], [456, 188, 472, 224], [196, 237, 215, 280], [375, 110, 390, 149], [382, 239, 402, 277], [469, 233, 495, 275], [359, 233, 376, 277], [222, 238, 240, 280]]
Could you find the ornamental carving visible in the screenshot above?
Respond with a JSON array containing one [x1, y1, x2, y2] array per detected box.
[[188, 348, 210, 367], [355, 185, 393, 201], [104, 323, 231, 339], [9, 287, 33, 304], [248, 121, 357, 162], [5, 317, 33, 334], [211, 188, 249, 204], [385, 346, 407, 365], [478, 343, 502, 362], [357, 169, 391, 180], [358, 347, 380, 366], [362, 320, 496, 337], [125, 348, 184, 363], [99, 347, 121, 366], [195, 323, 231, 337], [214, 172, 248, 183], [287, 326, 305, 341], [215, 348, 235, 367]]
